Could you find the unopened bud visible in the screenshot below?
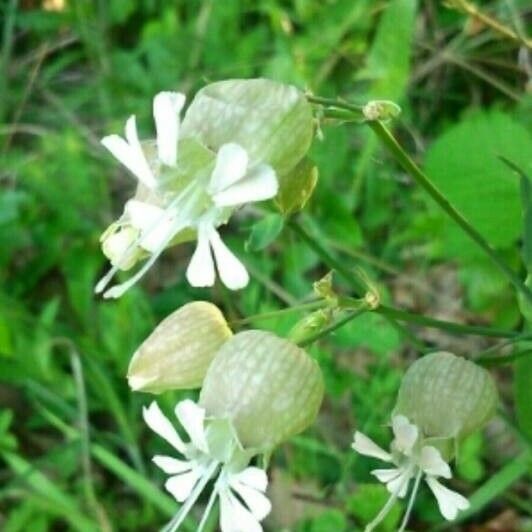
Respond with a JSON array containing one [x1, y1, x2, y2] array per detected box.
[[199, 330, 324, 451], [393, 352, 498, 443], [362, 100, 401, 121], [101, 224, 142, 270], [127, 302, 232, 393]]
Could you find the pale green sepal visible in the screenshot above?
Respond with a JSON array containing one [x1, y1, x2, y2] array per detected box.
[[199, 330, 324, 451], [181, 78, 314, 175], [275, 157, 318, 215], [393, 351, 498, 442], [127, 302, 232, 393]]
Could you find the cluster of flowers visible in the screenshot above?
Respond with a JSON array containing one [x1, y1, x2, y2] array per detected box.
[[98, 81, 499, 531]]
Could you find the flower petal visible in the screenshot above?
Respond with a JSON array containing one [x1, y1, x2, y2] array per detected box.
[[153, 91, 186, 166], [419, 446, 452, 479], [165, 468, 203, 503], [125, 200, 176, 252], [352, 431, 393, 462], [153, 455, 193, 475], [228, 468, 271, 521], [231, 467, 268, 492], [208, 228, 249, 290], [392, 415, 419, 455], [425, 476, 470, 520], [209, 143, 249, 194], [186, 227, 216, 287], [212, 164, 278, 207], [143, 402, 186, 454], [102, 115, 156, 189], [126, 200, 166, 229], [386, 467, 413, 499], [219, 489, 263, 532], [175, 399, 208, 453], [371, 468, 403, 484]]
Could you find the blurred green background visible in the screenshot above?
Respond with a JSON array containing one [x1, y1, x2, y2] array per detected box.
[[1, 0, 531, 530]]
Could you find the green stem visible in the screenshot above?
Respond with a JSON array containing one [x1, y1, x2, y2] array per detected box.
[[230, 300, 325, 326], [288, 219, 520, 339], [307, 96, 532, 304], [379, 305, 519, 339], [297, 308, 367, 347], [368, 120, 532, 304]]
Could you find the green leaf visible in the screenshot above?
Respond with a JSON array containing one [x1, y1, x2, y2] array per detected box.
[[2, 451, 96, 531], [425, 111, 532, 259], [246, 213, 285, 252], [181, 79, 314, 175], [454, 451, 531, 523], [347, 483, 402, 531], [514, 355, 532, 442], [307, 509, 347, 532], [361, 0, 418, 101]]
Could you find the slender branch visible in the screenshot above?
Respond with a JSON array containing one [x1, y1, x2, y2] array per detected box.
[[297, 308, 367, 347], [379, 305, 520, 339], [367, 121, 532, 304], [230, 300, 325, 326], [288, 219, 520, 339], [447, 0, 532, 49]]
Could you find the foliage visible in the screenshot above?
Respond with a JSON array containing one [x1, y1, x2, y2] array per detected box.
[[1, 0, 531, 530]]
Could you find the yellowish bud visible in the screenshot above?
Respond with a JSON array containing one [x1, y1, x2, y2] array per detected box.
[[127, 302, 232, 393]]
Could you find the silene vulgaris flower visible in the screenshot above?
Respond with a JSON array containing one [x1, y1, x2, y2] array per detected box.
[[352, 415, 469, 532], [144, 399, 271, 532], [96, 91, 278, 299]]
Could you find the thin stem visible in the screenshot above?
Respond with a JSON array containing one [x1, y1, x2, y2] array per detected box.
[[448, 0, 531, 49], [289, 219, 520, 339], [367, 120, 532, 305], [398, 469, 423, 532], [230, 300, 325, 326], [162, 461, 219, 532], [379, 305, 520, 339], [197, 483, 219, 532], [297, 308, 367, 347]]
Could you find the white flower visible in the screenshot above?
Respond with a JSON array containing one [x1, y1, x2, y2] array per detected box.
[[143, 400, 271, 532], [96, 95, 278, 298], [352, 415, 469, 532]]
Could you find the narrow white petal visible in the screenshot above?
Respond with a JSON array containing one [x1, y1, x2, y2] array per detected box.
[[153, 91, 185, 166], [124, 116, 157, 188], [126, 200, 166, 230], [186, 228, 216, 287], [419, 446, 452, 479], [352, 431, 392, 462], [153, 455, 193, 475], [209, 143, 249, 194], [125, 200, 176, 252], [231, 467, 268, 492], [175, 400, 208, 453], [208, 228, 249, 290], [392, 415, 419, 455], [230, 481, 271, 521], [165, 468, 203, 503], [219, 489, 263, 532], [142, 402, 186, 454], [425, 476, 470, 520], [212, 164, 278, 207], [371, 468, 403, 484], [385, 467, 413, 498]]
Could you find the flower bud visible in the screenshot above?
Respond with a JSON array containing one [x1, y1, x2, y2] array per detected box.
[[199, 330, 324, 451], [101, 224, 143, 270], [127, 302, 232, 393], [393, 351, 498, 442], [362, 100, 401, 121]]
